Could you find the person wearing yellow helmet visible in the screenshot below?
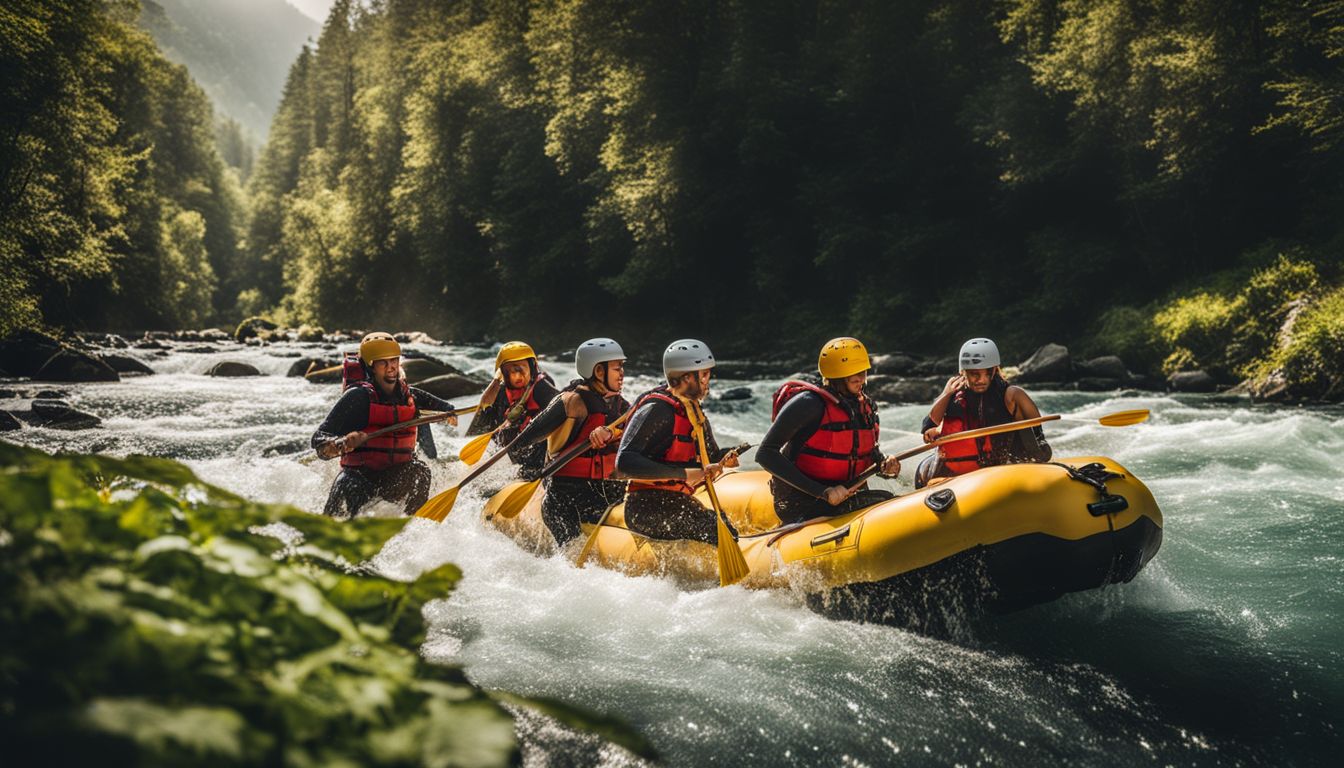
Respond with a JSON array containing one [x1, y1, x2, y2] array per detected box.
[[914, 337, 1051, 488], [757, 337, 901, 524], [312, 332, 462, 518], [463, 340, 559, 478], [510, 338, 631, 546]]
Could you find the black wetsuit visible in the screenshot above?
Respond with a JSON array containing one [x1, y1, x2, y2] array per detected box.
[[465, 369, 559, 479], [513, 381, 630, 546], [615, 394, 735, 545], [312, 385, 458, 518], [757, 389, 892, 524]]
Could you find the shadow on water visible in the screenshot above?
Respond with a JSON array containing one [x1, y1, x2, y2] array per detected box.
[[966, 598, 1343, 766]]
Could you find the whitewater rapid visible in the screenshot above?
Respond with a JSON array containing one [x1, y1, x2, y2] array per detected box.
[[5, 340, 1341, 766]]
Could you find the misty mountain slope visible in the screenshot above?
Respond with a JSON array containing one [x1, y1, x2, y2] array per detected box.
[[140, 0, 318, 142]]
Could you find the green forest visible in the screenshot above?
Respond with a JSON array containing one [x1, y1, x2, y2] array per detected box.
[[3, 0, 1343, 380]]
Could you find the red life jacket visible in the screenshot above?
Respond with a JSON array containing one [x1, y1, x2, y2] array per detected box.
[[939, 376, 1014, 475], [341, 380, 417, 471], [626, 386, 699, 495], [553, 384, 630, 480], [772, 380, 879, 485], [341, 352, 366, 390]]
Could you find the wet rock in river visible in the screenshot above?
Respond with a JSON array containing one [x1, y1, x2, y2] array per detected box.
[[100, 354, 154, 375], [0, 410, 20, 431], [287, 357, 337, 377], [0, 330, 118, 382], [1167, 370, 1216, 392], [401, 357, 464, 384], [416, 373, 490, 399], [30, 399, 102, 430], [1077, 355, 1129, 380], [207, 361, 262, 377], [716, 387, 754, 401], [868, 376, 943, 403], [234, 316, 278, 342]]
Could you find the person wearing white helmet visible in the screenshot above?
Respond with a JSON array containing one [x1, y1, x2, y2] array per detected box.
[[312, 332, 462, 518], [511, 338, 631, 545], [758, 337, 902, 524], [464, 340, 560, 479], [914, 337, 1051, 488], [615, 339, 742, 544]]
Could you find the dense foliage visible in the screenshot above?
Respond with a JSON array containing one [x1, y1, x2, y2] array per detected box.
[[239, 0, 1344, 357], [1, 0, 245, 336], [0, 441, 654, 765]]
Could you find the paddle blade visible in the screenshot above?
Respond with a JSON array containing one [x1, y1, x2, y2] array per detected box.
[[716, 515, 750, 587], [495, 479, 541, 519], [458, 431, 494, 465], [1099, 409, 1150, 427], [413, 485, 460, 522]]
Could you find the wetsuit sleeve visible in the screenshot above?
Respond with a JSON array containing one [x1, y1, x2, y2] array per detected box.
[[616, 401, 688, 480], [532, 376, 560, 408], [756, 393, 829, 498], [1024, 426, 1052, 462], [921, 415, 937, 433], [513, 394, 573, 448], [311, 388, 371, 457], [408, 387, 456, 414]]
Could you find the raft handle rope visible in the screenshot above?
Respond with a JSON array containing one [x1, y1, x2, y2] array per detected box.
[[1052, 461, 1128, 517]]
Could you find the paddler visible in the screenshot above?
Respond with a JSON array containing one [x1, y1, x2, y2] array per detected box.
[[914, 337, 1052, 488], [615, 339, 741, 544], [757, 337, 901, 524], [463, 341, 559, 479], [510, 338, 631, 545], [312, 332, 461, 518]]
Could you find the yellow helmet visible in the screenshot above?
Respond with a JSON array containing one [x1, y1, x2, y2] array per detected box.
[[818, 337, 871, 380], [359, 332, 401, 365], [495, 341, 537, 372]]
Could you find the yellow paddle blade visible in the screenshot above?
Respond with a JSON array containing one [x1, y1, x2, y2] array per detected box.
[[413, 485, 460, 522], [716, 516, 750, 587], [1098, 409, 1150, 427], [575, 525, 601, 568], [458, 431, 494, 465], [495, 479, 541, 519]]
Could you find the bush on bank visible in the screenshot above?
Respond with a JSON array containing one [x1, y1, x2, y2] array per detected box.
[[0, 442, 653, 765]]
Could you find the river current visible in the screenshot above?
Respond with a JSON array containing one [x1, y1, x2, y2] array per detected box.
[[5, 340, 1341, 766]]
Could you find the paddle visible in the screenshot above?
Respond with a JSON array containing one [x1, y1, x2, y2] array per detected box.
[[360, 406, 478, 441], [680, 394, 750, 587], [491, 408, 635, 520], [413, 430, 532, 522], [839, 408, 1151, 496], [571, 442, 751, 568], [459, 376, 539, 465]]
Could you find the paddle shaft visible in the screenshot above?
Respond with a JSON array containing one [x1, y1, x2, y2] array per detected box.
[[842, 414, 1063, 495], [362, 406, 478, 441], [456, 428, 532, 487]]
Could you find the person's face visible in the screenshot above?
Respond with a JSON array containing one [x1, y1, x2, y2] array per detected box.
[[600, 360, 625, 393], [963, 367, 995, 393], [502, 361, 531, 389], [689, 368, 712, 400], [370, 357, 401, 393], [841, 370, 867, 397]]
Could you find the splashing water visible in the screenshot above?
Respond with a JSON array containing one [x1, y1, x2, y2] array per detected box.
[[6, 341, 1341, 765]]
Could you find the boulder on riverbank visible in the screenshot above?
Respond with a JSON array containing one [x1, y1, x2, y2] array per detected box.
[[401, 357, 465, 384], [0, 330, 120, 383], [287, 357, 337, 377], [1014, 343, 1073, 383], [868, 375, 943, 403], [233, 316, 278, 342], [207, 361, 262, 377]]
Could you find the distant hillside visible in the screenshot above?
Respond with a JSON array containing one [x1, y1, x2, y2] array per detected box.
[[140, 0, 318, 144]]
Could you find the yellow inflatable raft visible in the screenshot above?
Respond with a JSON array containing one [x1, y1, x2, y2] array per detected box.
[[483, 457, 1162, 625]]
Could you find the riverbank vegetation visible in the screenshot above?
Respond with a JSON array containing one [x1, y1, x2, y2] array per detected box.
[[0, 441, 653, 764], [4, 1, 1343, 388]]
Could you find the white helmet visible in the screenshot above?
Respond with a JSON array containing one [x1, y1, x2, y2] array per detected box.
[[959, 338, 1001, 370], [662, 338, 715, 380], [575, 337, 625, 379]]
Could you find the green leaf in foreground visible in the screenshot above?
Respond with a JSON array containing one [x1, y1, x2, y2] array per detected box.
[[0, 442, 653, 766]]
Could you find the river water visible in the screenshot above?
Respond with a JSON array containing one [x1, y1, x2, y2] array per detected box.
[[5, 340, 1341, 766]]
